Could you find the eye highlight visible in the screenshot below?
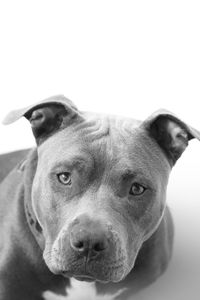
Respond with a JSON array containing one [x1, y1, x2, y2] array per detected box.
[[129, 182, 146, 196], [57, 172, 72, 185]]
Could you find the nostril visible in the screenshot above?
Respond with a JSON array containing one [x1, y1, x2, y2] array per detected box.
[[76, 241, 84, 249], [70, 220, 109, 257], [71, 236, 107, 254], [93, 241, 106, 252], [72, 240, 85, 251]]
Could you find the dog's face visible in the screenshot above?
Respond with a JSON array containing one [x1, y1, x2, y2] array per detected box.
[[31, 114, 171, 283], [4, 95, 199, 283]]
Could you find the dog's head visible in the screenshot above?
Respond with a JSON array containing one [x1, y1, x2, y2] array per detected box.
[[4, 95, 200, 283]]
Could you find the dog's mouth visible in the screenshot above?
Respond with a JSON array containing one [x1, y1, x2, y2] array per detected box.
[[74, 275, 96, 282], [44, 223, 131, 283], [62, 270, 107, 282], [44, 241, 129, 283], [62, 272, 117, 284], [61, 270, 95, 281], [59, 260, 126, 284]]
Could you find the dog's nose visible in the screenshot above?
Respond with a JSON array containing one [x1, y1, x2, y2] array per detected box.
[[70, 215, 109, 258]]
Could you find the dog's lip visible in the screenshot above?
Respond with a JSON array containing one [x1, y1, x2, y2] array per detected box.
[[73, 275, 110, 283], [62, 271, 109, 283], [62, 271, 96, 282], [73, 274, 96, 282]]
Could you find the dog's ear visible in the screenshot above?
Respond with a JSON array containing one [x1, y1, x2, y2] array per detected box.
[[3, 95, 82, 145], [142, 109, 200, 166]]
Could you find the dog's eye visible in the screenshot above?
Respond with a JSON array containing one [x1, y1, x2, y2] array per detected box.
[[129, 183, 146, 196], [57, 172, 72, 185]]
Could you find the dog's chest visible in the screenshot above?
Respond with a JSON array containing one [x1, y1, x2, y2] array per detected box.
[[42, 278, 123, 300]]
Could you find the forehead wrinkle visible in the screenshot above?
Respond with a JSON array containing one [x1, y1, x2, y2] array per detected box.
[[81, 117, 111, 142], [75, 114, 140, 143], [83, 124, 142, 176], [38, 115, 164, 178], [38, 113, 139, 155]]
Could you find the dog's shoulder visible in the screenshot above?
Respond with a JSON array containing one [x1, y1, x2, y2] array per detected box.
[[0, 149, 30, 183]]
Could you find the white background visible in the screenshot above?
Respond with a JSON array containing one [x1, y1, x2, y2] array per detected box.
[[0, 1, 200, 299]]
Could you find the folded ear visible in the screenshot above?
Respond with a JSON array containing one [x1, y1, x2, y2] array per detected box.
[[142, 109, 200, 166], [3, 95, 82, 145]]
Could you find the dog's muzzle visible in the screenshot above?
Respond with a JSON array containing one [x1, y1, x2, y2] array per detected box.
[[70, 215, 110, 259], [46, 214, 128, 283]]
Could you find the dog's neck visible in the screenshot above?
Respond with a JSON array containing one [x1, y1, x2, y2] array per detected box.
[[24, 194, 44, 250], [18, 149, 45, 250]]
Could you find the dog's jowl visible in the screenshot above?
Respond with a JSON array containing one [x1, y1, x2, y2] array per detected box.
[[0, 95, 199, 300]]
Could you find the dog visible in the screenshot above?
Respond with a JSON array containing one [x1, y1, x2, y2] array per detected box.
[[0, 95, 199, 300]]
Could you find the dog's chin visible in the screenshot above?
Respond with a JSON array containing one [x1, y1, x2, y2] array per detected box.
[[62, 263, 128, 283], [62, 272, 115, 284], [46, 261, 127, 284], [63, 273, 106, 283], [72, 275, 97, 283], [43, 243, 130, 283]]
